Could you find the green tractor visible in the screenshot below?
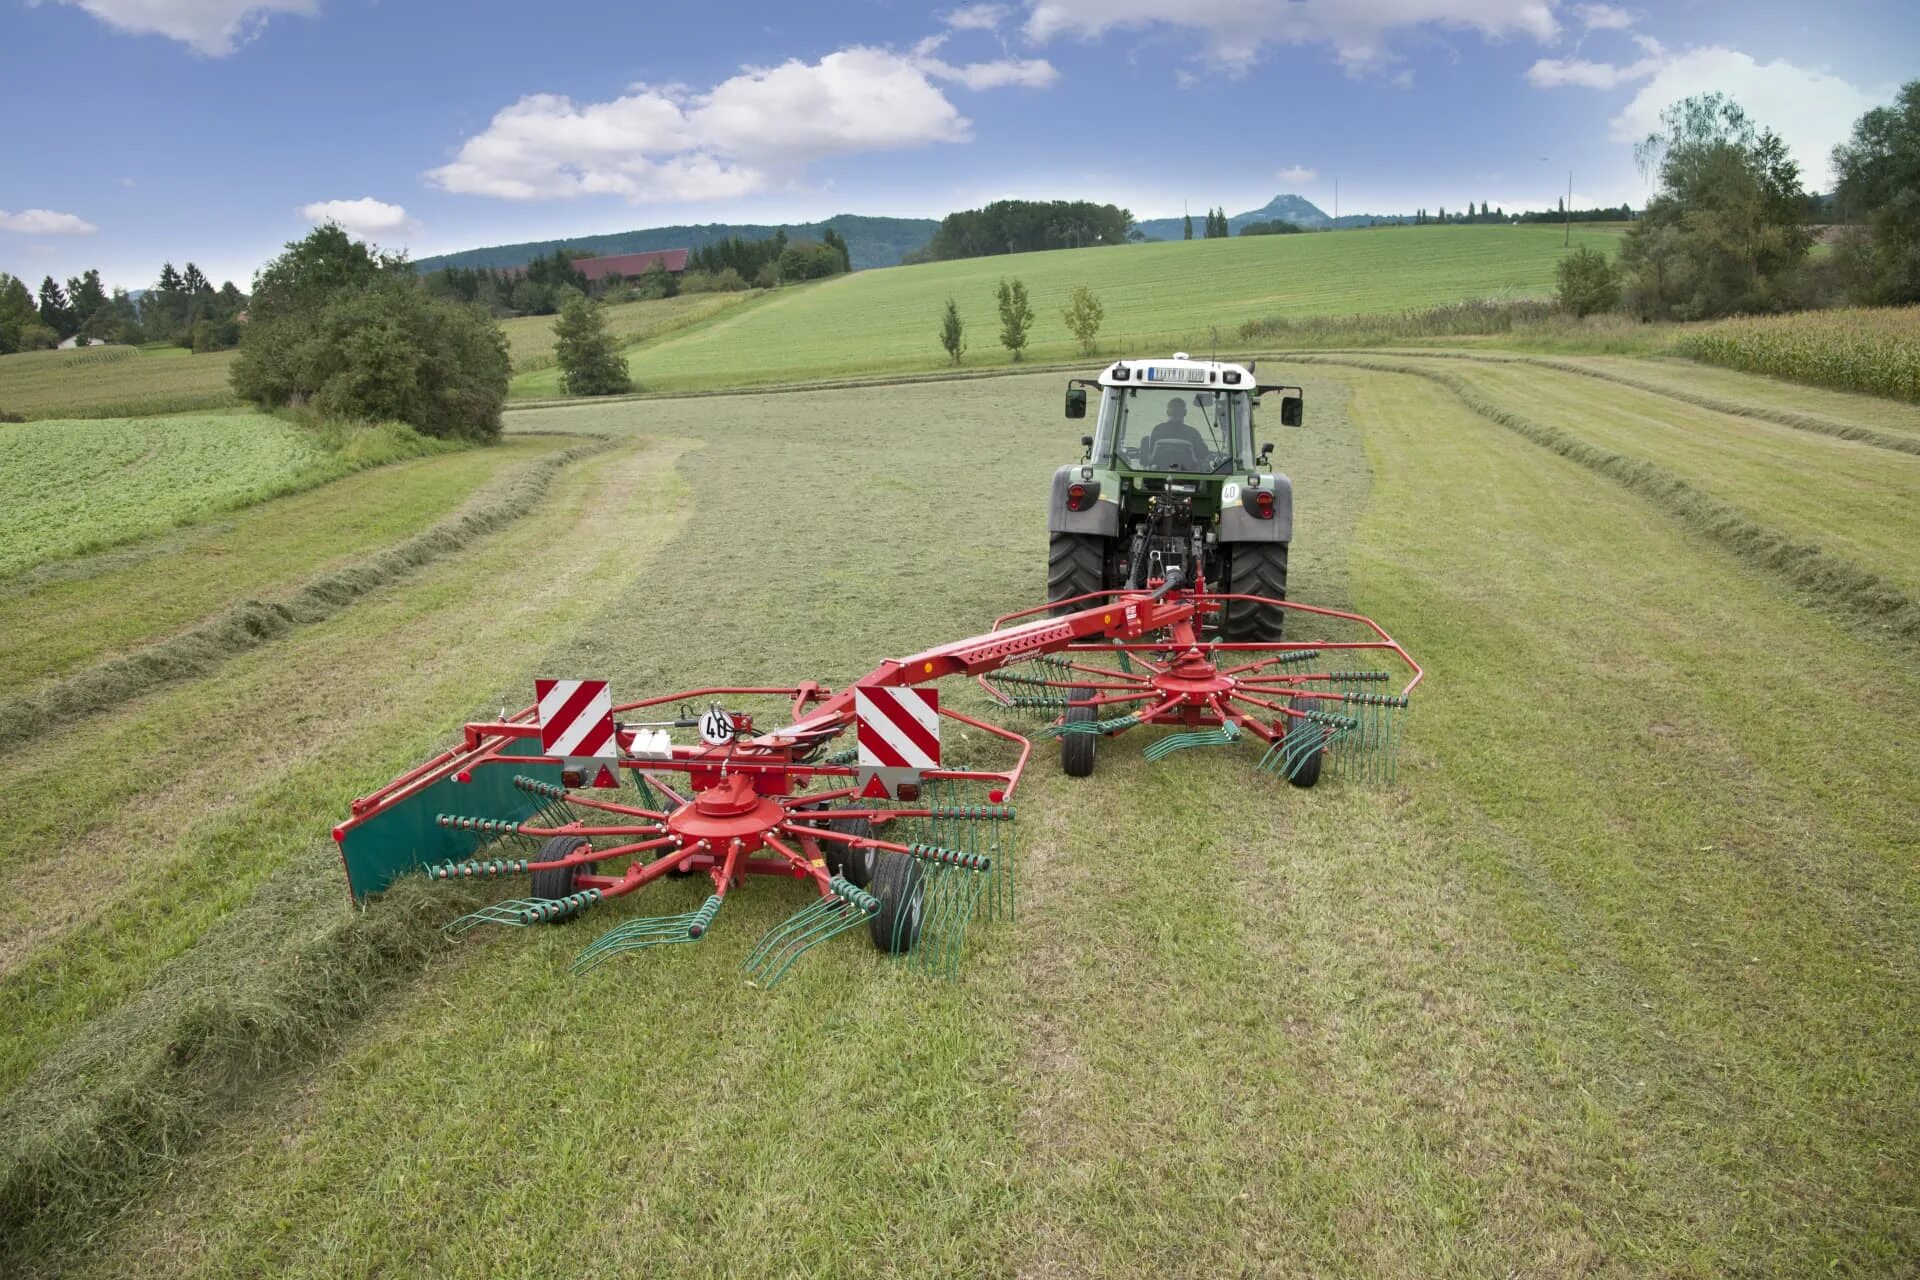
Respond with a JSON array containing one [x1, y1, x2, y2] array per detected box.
[[1049, 354, 1304, 639]]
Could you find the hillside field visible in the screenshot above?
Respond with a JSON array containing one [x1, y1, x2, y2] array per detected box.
[[498, 290, 758, 373], [513, 223, 1626, 396], [2, 345, 1916, 1277]]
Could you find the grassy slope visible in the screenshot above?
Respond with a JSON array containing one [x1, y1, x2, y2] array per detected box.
[[0, 345, 238, 419], [0, 436, 571, 690], [0, 435, 692, 1094], [499, 291, 756, 373], [510, 224, 1624, 396], [59, 366, 1918, 1278]]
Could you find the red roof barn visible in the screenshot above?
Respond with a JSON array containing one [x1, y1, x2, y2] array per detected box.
[[572, 249, 689, 282]]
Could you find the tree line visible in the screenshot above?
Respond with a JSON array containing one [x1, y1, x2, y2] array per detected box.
[[0, 261, 248, 355], [936, 280, 1106, 367], [1551, 81, 1920, 321], [913, 201, 1136, 263]]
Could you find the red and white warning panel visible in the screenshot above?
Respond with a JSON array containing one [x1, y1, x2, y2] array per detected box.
[[856, 688, 941, 769], [536, 678, 616, 759]]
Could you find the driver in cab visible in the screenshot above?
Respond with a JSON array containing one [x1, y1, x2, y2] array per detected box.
[[1142, 396, 1208, 471]]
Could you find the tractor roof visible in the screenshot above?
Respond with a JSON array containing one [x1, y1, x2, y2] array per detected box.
[[1098, 353, 1257, 390]]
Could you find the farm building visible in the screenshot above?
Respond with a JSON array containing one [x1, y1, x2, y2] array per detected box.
[[571, 249, 689, 283]]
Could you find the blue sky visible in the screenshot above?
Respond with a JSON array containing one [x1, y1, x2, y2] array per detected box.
[[3, 0, 1912, 291]]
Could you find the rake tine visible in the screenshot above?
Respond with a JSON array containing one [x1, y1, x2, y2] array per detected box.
[[445, 890, 603, 935], [741, 877, 879, 989], [571, 894, 723, 973]]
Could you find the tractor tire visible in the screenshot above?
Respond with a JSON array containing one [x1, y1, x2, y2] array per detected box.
[[1061, 687, 1097, 778], [1224, 542, 1289, 643], [830, 815, 876, 886], [868, 850, 927, 955], [1048, 532, 1105, 616], [1285, 715, 1324, 790], [530, 835, 588, 902]]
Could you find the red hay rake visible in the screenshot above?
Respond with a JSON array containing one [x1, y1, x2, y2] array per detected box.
[[335, 574, 1420, 986]]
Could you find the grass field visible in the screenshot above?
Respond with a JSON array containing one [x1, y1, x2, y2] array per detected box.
[[0, 344, 238, 419], [509, 224, 1624, 396], [499, 290, 756, 373], [3, 345, 1915, 1276]]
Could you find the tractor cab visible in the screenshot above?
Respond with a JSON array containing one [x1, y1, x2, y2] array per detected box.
[[1051, 355, 1304, 640]]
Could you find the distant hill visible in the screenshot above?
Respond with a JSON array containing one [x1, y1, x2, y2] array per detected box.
[[413, 213, 938, 274], [1135, 194, 1335, 240]]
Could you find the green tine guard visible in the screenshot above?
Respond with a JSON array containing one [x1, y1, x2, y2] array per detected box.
[[423, 856, 532, 881], [1256, 711, 1356, 782], [889, 783, 1016, 922], [514, 774, 584, 827], [742, 877, 878, 989], [1326, 692, 1408, 784], [445, 889, 603, 935], [1141, 721, 1240, 762], [571, 894, 724, 974]]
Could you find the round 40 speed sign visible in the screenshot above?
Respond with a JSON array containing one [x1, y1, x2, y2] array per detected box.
[[699, 704, 737, 746]]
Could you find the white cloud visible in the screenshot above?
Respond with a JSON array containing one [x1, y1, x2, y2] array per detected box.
[[1529, 42, 1880, 190], [942, 3, 1008, 30], [0, 208, 98, 235], [428, 46, 1053, 203], [301, 197, 414, 238], [1278, 165, 1317, 184], [1023, 0, 1558, 75], [40, 0, 316, 56], [1573, 3, 1634, 31]]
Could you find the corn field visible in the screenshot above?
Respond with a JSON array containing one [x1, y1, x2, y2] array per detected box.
[[1676, 305, 1920, 403]]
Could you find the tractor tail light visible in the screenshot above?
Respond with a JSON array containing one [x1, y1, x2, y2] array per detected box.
[[1067, 483, 1088, 511], [1252, 490, 1275, 519]]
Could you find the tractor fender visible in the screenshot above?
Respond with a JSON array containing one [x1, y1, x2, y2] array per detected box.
[[1047, 465, 1119, 536], [1217, 472, 1293, 543]]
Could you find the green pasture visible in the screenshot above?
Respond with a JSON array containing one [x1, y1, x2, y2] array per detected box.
[[1, 351, 1912, 1276], [512, 224, 1624, 396]]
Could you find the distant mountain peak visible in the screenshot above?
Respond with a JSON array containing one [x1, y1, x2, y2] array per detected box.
[[1132, 194, 1332, 241]]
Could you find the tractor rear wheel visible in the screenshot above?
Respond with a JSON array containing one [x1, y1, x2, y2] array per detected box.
[[1048, 532, 1105, 616], [830, 815, 877, 886], [1061, 687, 1097, 778], [868, 851, 926, 954], [530, 835, 588, 902], [1223, 543, 1289, 643]]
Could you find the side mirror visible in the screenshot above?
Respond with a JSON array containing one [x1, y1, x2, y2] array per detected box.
[[1281, 394, 1303, 428], [1065, 387, 1087, 419]]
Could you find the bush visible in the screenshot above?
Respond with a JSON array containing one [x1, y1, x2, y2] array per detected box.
[[553, 295, 632, 396], [1555, 246, 1620, 318], [680, 268, 749, 294], [1239, 220, 1303, 236], [778, 241, 845, 282], [233, 228, 509, 442]]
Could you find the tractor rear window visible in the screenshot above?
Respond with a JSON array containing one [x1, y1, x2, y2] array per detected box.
[[1097, 388, 1253, 473]]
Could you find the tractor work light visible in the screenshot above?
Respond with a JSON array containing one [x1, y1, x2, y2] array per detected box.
[[1112, 365, 1130, 380], [1223, 370, 1241, 384]]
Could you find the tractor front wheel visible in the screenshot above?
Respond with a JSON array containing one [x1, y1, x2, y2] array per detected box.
[[530, 835, 588, 902], [1223, 543, 1289, 643], [868, 851, 926, 954], [1061, 687, 1097, 778], [1048, 532, 1105, 616]]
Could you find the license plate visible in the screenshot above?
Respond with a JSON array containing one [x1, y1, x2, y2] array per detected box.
[[1145, 366, 1207, 384]]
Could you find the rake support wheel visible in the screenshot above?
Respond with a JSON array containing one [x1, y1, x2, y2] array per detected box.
[[1061, 687, 1097, 778], [530, 835, 588, 903], [830, 815, 877, 886], [868, 851, 926, 955]]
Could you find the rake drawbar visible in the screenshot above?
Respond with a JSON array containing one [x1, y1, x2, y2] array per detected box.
[[334, 576, 1419, 986]]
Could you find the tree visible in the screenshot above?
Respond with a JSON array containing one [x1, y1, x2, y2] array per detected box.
[[995, 278, 1034, 361], [233, 225, 509, 441], [1183, 210, 1194, 240], [821, 227, 853, 273], [38, 277, 76, 339], [939, 297, 966, 365], [1831, 79, 1920, 304], [1061, 285, 1104, 354], [0, 273, 53, 353], [1619, 92, 1812, 318], [778, 240, 844, 281], [553, 294, 632, 396], [1239, 220, 1302, 236], [1555, 246, 1621, 317], [65, 269, 107, 333]]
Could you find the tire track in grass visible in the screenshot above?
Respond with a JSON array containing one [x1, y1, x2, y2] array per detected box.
[[1286, 354, 1920, 648]]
